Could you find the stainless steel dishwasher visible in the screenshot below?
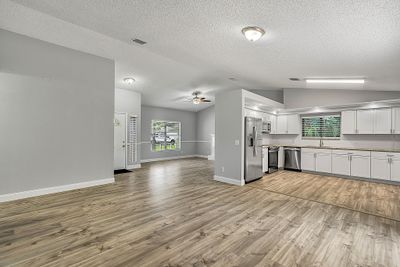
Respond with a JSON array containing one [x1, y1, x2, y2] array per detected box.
[[284, 147, 301, 171]]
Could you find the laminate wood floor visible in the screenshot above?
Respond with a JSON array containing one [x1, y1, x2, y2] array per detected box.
[[1, 158, 400, 267], [251, 170, 400, 221]]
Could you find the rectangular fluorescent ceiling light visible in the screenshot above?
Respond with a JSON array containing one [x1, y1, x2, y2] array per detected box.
[[306, 79, 365, 84]]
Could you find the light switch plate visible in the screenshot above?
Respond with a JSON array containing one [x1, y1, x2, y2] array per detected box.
[[234, 140, 240, 146]]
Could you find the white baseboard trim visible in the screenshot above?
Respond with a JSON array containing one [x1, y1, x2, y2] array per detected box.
[[0, 177, 115, 203], [213, 175, 244, 186], [127, 163, 141, 170], [194, 154, 209, 159], [141, 155, 208, 163]]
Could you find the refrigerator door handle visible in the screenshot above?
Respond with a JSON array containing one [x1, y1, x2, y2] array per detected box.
[[253, 126, 257, 156]]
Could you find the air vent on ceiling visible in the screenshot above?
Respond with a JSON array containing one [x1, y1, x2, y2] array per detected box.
[[131, 38, 147, 45], [289, 78, 301, 81]]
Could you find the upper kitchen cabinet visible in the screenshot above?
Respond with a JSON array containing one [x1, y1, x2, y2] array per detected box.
[[341, 110, 356, 134], [275, 114, 300, 134], [287, 114, 301, 134], [276, 115, 287, 134], [374, 108, 392, 134], [356, 109, 374, 134], [342, 108, 394, 135], [392, 107, 400, 134], [269, 114, 277, 134]]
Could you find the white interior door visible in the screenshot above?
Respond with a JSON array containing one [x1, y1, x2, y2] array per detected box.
[[114, 113, 126, 170]]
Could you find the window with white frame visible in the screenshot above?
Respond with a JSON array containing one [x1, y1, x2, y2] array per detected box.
[[151, 120, 181, 151], [302, 114, 341, 139]]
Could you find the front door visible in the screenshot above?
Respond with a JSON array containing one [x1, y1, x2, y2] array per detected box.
[[114, 113, 126, 170]]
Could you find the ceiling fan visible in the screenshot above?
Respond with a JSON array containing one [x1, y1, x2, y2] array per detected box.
[[186, 91, 211, 105]]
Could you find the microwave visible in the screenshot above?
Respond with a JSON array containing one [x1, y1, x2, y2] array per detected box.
[[262, 121, 271, 134]]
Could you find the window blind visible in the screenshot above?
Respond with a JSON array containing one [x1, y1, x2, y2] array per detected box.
[[302, 115, 341, 138]]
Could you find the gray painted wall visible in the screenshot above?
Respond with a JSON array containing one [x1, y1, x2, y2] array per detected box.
[[214, 90, 243, 181], [196, 106, 215, 156], [0, 29, 115, 195], [115, 88, 141, 164], [249, 89, 284, 104], [141, 106, 197, 160], [284, 88, 400, 109]]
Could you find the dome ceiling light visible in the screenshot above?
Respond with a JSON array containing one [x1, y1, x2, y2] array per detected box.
[[241, 26, 265, 42], [123, 77, 135, 85]]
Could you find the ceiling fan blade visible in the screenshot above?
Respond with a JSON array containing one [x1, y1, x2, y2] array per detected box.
[[200, 99, 211, 103]]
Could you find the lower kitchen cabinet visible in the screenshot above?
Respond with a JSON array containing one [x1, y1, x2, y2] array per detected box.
[[331, 150, 370, 178], [371, 152, 400, 181], [301, 148, 331, 173], [315, 152, 332, 173], [351, 155, 371, 178], [392, 158, 400, 182], [371, 157, 390, 180], [332, 153, 351, 176], [262, 147, 269, 173], [301, 150, 315, 171], [301, 148, 398, 183]]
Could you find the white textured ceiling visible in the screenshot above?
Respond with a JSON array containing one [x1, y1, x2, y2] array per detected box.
[[2, 0, 400, 111]]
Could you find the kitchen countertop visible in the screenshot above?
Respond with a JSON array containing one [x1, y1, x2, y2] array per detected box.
[[261, 144, 400, 153]]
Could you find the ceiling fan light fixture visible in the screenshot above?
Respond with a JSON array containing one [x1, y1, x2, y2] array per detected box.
[[193, 97, 201, 105], [123, 77, 135, 85], [242, 26, 265, 42]]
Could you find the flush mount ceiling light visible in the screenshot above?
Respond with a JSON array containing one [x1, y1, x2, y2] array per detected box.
[[123, 77, 135, 85], [241, 26, 265, 42], [305, 78, 365, 84]]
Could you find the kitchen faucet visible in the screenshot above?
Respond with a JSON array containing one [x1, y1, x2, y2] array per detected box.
[[319, 139, 324, 147]]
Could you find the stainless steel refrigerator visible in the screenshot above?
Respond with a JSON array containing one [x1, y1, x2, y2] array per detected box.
[[244, 117, 263, 183]]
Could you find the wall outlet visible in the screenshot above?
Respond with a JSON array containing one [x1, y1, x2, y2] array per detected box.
[[234, 140, 240, 146], [221, 166, 224, 173]]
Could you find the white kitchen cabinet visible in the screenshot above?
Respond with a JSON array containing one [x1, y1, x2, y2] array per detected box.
[[391, 158, 400, 182], [277, 115, 288, 134], [262, 147, 269, 173], [287, 114, 301, 134], [371, 157, 390, 180], [270, 115, 277, 134], [351, 155, 371, 178], [316, 152, 332, 173], [275, 114, 300, 135], [342, 110, 356, 134], [332, 153, 351, 176], [370, 152, 400, 181], [374, 108, 392, 134], [392, 107, 400, 134], [278, 147, 284, 168], [301, 148, 331, 173], [356, 110, 374, 134], [301, 150, 315, 171]]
